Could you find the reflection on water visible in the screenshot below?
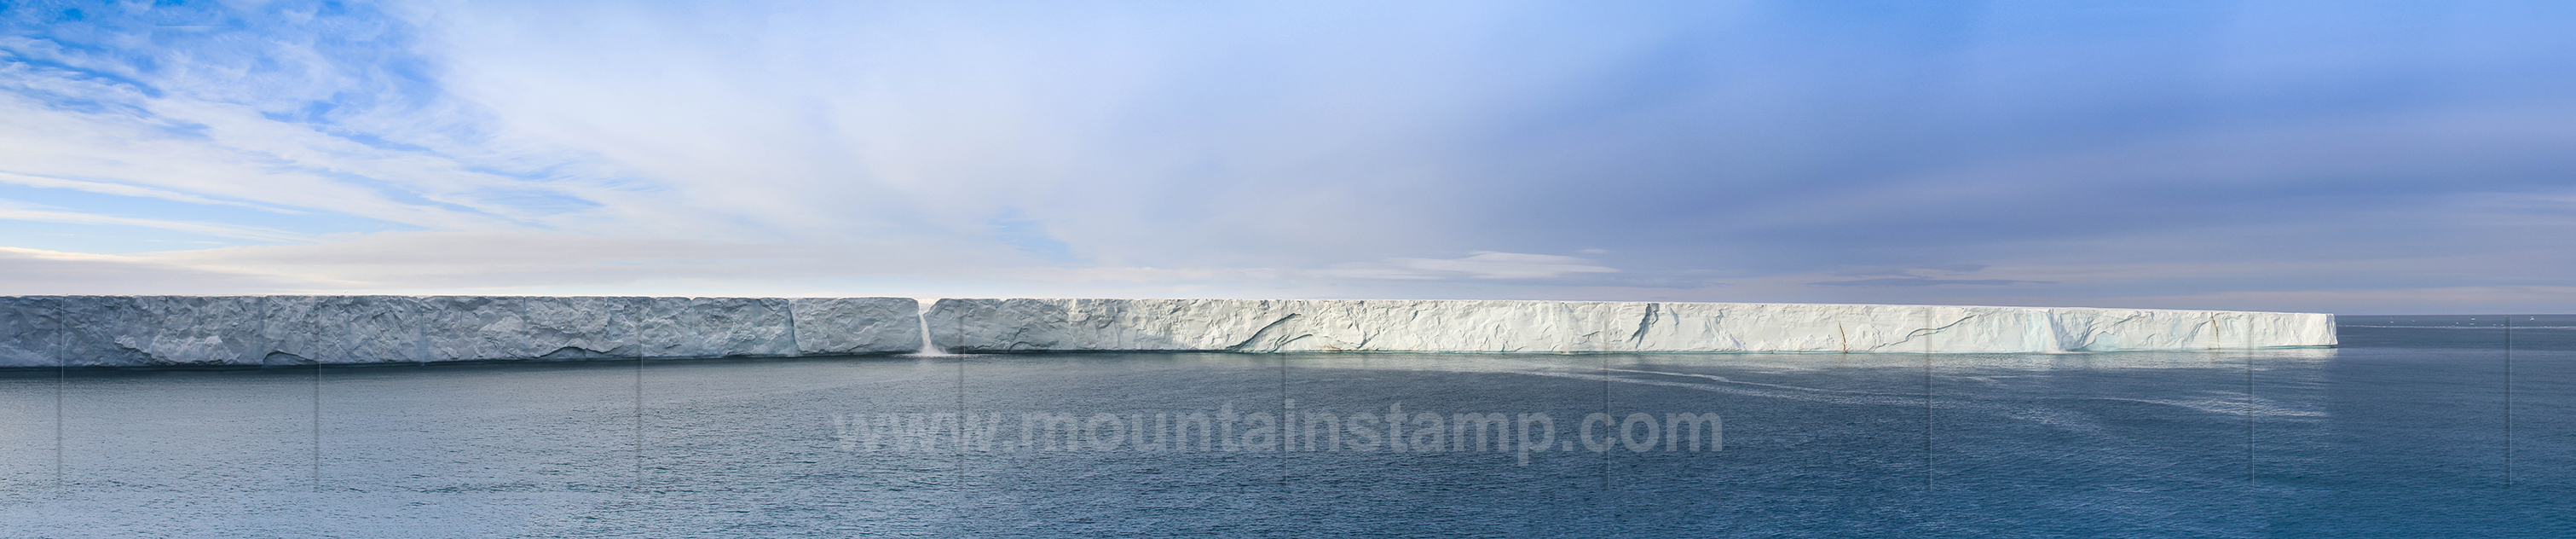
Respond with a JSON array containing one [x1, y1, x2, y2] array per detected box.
[[0, 325, 2567, 537]]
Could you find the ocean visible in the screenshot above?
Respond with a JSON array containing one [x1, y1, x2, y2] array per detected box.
[[2, 315, 2568, 537]]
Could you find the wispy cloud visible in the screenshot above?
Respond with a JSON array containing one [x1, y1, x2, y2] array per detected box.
[[0, 246, 306, 294], [1363, 252, 1621, 280], [0, 171, 301, 212], [0, 203, 309, 243], [1809, 277, 2054, 287], [1401, 251, 1617, 280], [0, 1, 2572, 313]]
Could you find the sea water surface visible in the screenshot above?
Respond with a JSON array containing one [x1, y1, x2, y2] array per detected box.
[[2, 316, 2571, 537]]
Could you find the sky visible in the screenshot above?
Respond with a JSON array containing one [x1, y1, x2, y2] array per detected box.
[[2, 0, 2573, 314]]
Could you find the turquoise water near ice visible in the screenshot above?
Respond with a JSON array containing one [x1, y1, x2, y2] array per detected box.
[[1, 316, 2569, 537]]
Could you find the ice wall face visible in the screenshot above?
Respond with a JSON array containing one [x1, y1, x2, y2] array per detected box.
[[926, 298, 2336, 354], [0, 295, 2336, 367], [0, 296, 921, 367], [788, 298, 925, 356], [0, 297, 62, 367]]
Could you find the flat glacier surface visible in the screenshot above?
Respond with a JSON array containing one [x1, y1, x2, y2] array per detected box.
[[0, 316, 2566, 537]]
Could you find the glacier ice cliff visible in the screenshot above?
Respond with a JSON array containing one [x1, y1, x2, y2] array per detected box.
[[0, 296, 921, 367], [927, 298, 2335, 354], [0, 296, 2335, 367]]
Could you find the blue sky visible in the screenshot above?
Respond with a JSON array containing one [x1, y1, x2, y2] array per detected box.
[[2, 0, 2572, 314]]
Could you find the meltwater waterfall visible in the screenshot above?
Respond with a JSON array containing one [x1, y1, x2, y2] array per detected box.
[[912, 298, 949, 356]]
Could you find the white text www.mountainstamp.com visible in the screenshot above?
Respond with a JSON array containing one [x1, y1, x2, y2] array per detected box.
[[832, 402, 1718, 466]]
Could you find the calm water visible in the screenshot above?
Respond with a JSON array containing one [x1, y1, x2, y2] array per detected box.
[[3, 316, 2572, 537]]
